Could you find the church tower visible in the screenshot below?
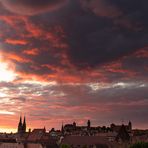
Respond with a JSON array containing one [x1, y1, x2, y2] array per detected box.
[[18, 116, 27, 134], [18, 116, 22, 133], [22, 116, 26, 133], [87, 120, 91, 129], [61, 122, 64, 135], [128, 121, 132, 131]]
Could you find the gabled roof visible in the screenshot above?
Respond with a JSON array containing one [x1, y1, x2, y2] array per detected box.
[[27, 129, 58, 145], [27, 129, 45, 142]]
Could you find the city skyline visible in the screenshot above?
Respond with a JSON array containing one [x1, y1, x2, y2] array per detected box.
[[0, 115, 143, 133], [0, 0, 148, 132], [1, 115, 133, 133]]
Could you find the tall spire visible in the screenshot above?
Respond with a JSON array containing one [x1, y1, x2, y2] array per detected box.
[[22, 116, 26, 133], [19, 116, 22, 126], [18, 116, 22, 133], [44, 126, 46, 133], [128, 120, 132, 131], [61, 122, 64, 134], [23, 116, 26, 124], [87, 120, 91, 129]]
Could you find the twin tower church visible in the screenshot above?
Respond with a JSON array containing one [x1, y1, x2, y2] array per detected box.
[[17, 116, 26, 134]]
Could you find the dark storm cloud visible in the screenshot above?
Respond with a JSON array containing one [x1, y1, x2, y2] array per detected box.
[[80, 0, 122, 18], [62, 0, 148, 68], [0, 0, 68, 15], [0, 1, 147, 90], [0, 0, 148, 129], [1, 0, 148, 72]]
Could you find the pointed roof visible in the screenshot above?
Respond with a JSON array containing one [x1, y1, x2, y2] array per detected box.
[[128, 121, 132, 125], [23, 116, 26, 124], [61, 123, 64, 131], [44, 126, 46, 132], [19, 116, 22, 125], [20, 116, 22, 122], [27, 128, 46, 142]]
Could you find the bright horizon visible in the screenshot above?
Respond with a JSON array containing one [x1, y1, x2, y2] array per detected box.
[[0, 115, 148, 134]]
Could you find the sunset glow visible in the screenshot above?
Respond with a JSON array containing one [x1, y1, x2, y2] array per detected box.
[[0, 110, 15, 115], [0, 60, 17, 82], [0, 0, 148, 132], [0, 127, 16, 133]]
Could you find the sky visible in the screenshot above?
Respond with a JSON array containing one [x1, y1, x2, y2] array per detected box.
[[0, 0, 148, 133]]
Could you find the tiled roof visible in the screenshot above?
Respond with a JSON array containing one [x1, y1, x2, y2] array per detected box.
[[27, 129, 58, 145], [0, 138, 17, 143], [61, 136, 112, 145], [27, 129, 45, 142]]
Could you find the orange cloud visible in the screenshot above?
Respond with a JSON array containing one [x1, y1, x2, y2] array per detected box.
[[23, 48, 39, 56], [1, 50, 32, 64], [104, 61, 137, 78], [0, 15, 27, 32], [134, 47, 148, 58], [5, 38, 28, 45]]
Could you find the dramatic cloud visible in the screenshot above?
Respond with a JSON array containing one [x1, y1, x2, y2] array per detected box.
[[0, 0, 68, 15], [63, 0, 148, 68], [0, 0, 148, 131], [80, 0, 122, 18]]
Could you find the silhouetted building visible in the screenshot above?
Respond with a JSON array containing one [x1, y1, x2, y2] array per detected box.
[[61, 123, 64, 135], [26, 128, 58, 147], [128, 121, 132, 131], [27, 128, 45, 142], [22, 116, 26, 133], [18, 116, 22, 134], [116, 124, 130, 143], [18, 116, 26, 134], [87, 120, 91, 130], [110, 121, 132, 133]]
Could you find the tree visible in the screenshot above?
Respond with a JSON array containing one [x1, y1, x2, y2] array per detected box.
[[61, 144, 71, 148], [130, 142, 148, 148]]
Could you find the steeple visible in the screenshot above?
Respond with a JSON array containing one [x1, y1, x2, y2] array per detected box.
[[61, 122, 64, 135], [18, 115, 27, 133], [22, 116, 26, 133], [87, 120, 91, 129], [19, 116, 22, 126], [23, 116, 26, 125], [44, 126, 46, 132], [128, 121, 132, 131], [18, 116, 22, 133]]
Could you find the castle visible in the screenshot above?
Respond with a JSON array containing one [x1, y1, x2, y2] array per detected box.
[[61, 120, 132, 137]]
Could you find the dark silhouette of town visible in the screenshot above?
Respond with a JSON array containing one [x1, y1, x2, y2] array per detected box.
[[0, 116, 148, 148]]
